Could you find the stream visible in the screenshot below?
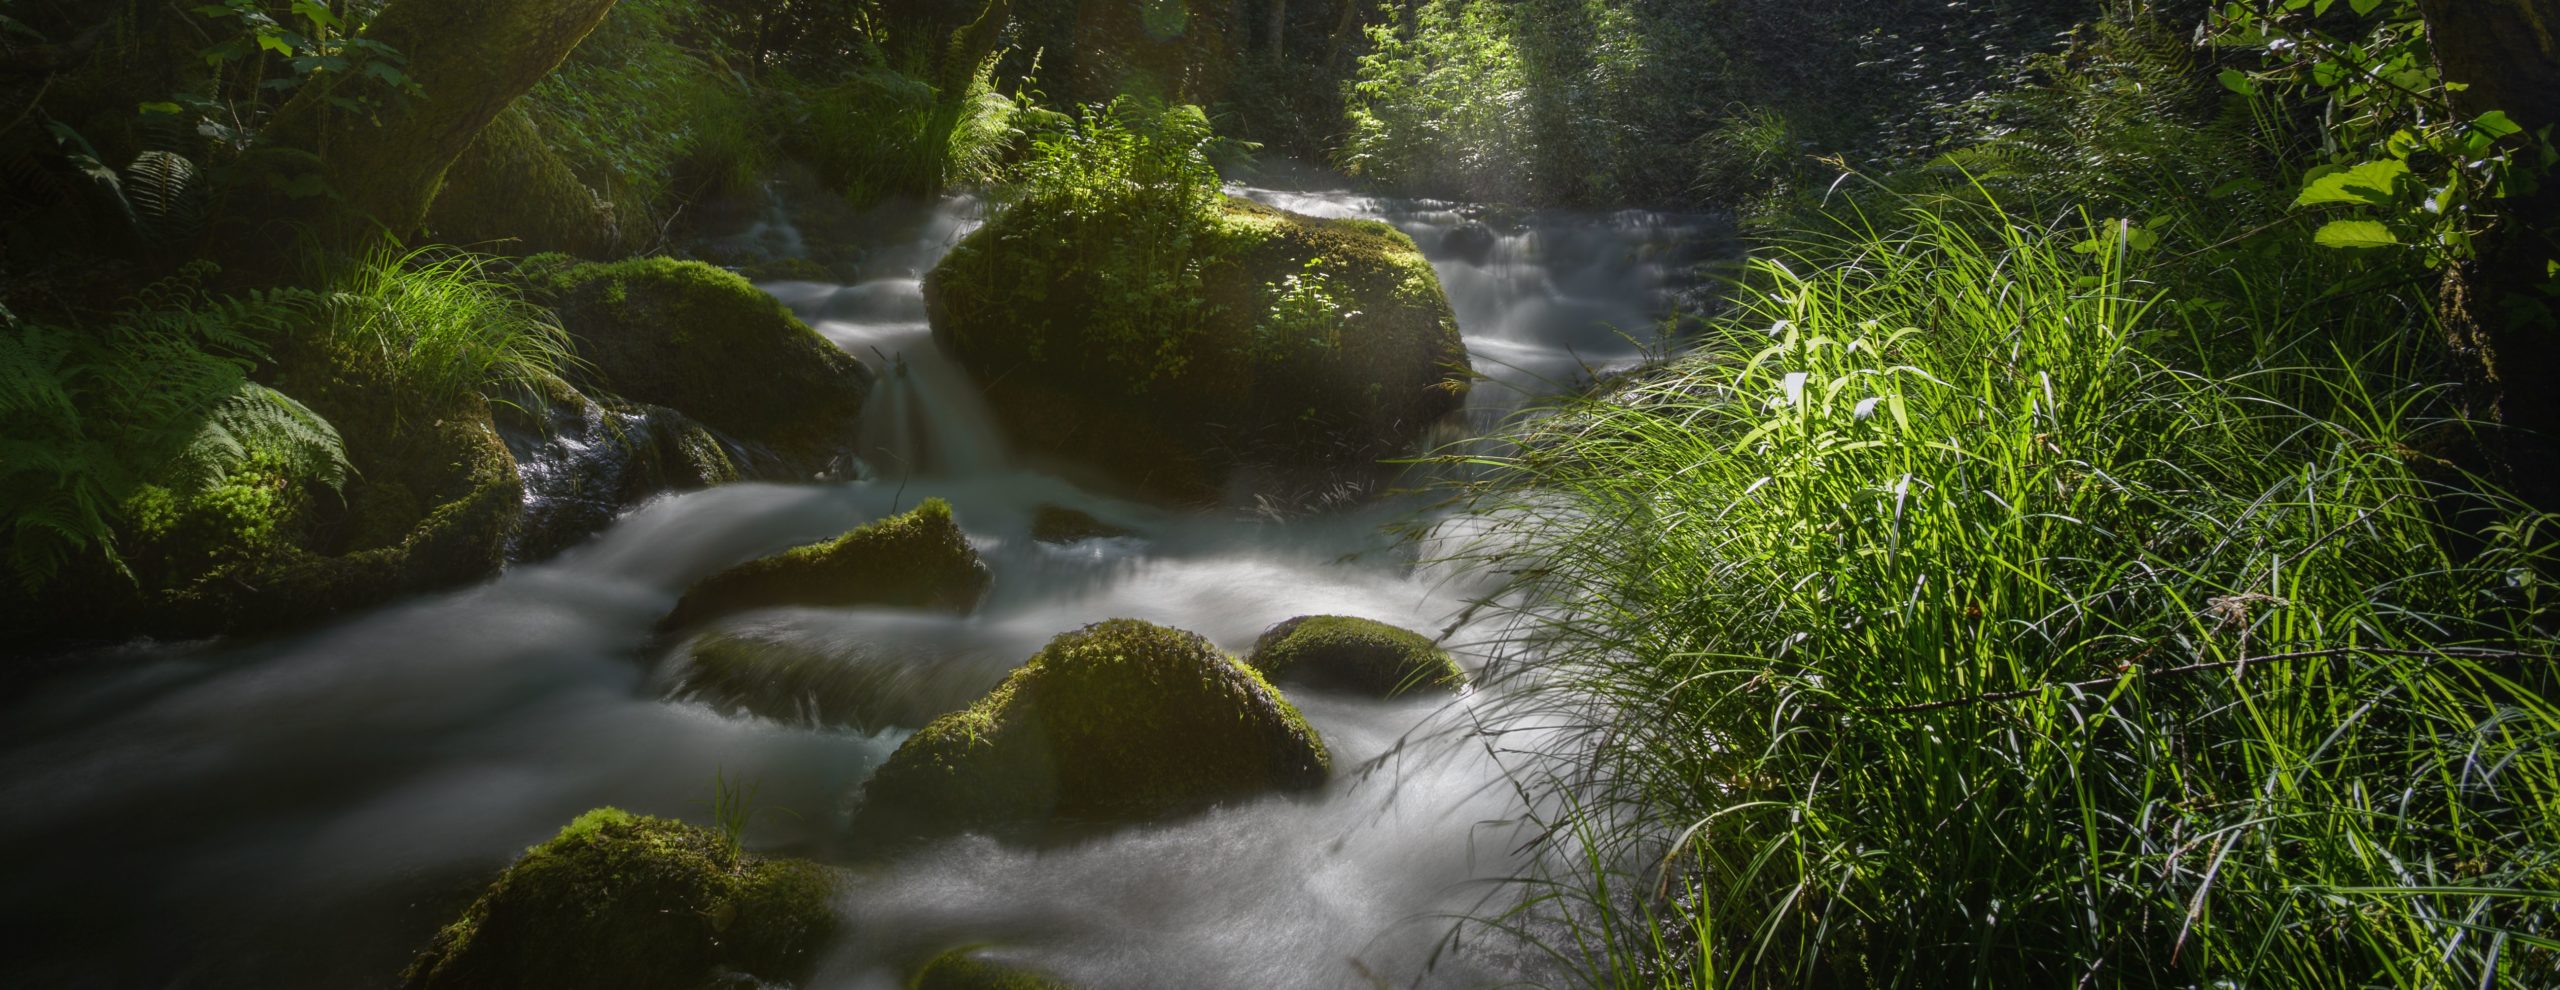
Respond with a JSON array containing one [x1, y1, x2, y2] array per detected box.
[[0, 181, 1730, 989]]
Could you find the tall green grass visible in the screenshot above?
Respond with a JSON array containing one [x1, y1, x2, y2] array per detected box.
[[326, 245, 576, 408], [1457, 196, 2560, 986]]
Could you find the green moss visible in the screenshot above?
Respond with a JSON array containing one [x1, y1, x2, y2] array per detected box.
[[660, 498, 989, 633], [924, 194, 1471, 504], [402, 808, 839, 990], [912, 948, 1083, 990], [427, 105, 622, 257], [852, 619, 1330, 842], [532, 256, 872, 474], [1247, 615, 1468, 698]]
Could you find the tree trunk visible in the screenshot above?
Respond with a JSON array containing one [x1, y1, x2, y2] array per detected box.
[[2416, 0, 2560, 509], [1269, 0, 1290, 61], [269, 0, 622, 240]]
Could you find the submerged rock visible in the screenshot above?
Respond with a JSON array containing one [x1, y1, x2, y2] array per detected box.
[[1028, 505, 1132, 545], [914, 948, 1084, 990], [925, 195, 1471, 504], [666, 625, 1005, 733], [530, 256, 872, 476], [659, 499, 988, 633], [852, 619, 1330, 841], [403, 808, 837, 990], [1247, 615, 1467, 698], [1442, 221, 1499, 265], [501, 383, 740, 561]]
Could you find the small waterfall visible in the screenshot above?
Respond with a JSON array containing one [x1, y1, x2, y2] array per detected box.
[[855, 339, 1011, 479]]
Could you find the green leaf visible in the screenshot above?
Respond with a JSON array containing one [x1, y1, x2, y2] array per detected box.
[[2295, 160, 2409, 207], [2217, 69, 2257, 96], [2313, 220, 2400, 249], [2473, 110, 2524, 140], [137, 102, 184, 116], [254, 32, 293, 56]]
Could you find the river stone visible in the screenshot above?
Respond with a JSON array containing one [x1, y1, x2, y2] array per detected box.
[[1247, 615, 1467, 698], [666, 625, 1002, 733], [914, 948, 1084, 990], [528, 255, 872, 476], [401, 808, 837, 990], [852, 619, 1330, 841], [925, 194, 1471, 504], [1029, 505, 1132, 545], [1442, 221, 1499, 265], [658, 498, 988, 633]]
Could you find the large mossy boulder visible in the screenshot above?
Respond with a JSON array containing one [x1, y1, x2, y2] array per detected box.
[[530, 256, 872, 475], [1247, 615, 1467, 699], [428, 105, 622, 258], [402, 808, 837, 990], [851, 619, 1330, 842], [925, 195, 1472, 503], [659, 499, 988, 633]]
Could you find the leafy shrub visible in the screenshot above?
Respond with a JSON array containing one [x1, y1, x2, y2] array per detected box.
[[524, 0, 764, 209]]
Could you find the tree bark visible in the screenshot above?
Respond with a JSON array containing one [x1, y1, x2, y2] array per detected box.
[[1269, 0, 1290, 61], [2416, 0, 2560, 509], [269, 0, 622, 240]]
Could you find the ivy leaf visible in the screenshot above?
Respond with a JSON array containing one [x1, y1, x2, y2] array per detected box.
[[2313, 219, 2400, 249], [2295, 159, 2408, 207]]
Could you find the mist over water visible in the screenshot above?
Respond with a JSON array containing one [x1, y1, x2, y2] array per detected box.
[[0, 178, 1727, 989]]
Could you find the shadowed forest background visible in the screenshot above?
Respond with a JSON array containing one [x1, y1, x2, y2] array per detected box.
[[4, 1, 2560, 988]]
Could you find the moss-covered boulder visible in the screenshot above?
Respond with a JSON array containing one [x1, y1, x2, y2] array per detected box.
[[913, 948, 1084, 990], [428, 105, 622, 258], [402, 808, 838, 990], [665, 625, 1001, 734], [851, 619, 1330, 841], [530, 256, 872, 475], [1247, 615, 1467, 699], [925, 195, 1472, 503], [659, 499, 988, 633]]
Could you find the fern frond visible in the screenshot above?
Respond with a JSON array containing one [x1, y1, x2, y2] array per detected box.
[[125, 150, 206, 244], [165, 383, 352, 495]]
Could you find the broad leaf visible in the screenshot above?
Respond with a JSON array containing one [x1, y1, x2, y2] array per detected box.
[[2312, 219, 2399, 249]]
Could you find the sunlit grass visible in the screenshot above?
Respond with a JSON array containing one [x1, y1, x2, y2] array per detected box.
[[1456, 196, 2560, 987]]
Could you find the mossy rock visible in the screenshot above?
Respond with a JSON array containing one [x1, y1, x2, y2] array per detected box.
[[501, 383, 742, 561], [925, 195, 1471, 504], [660, 499, 988, 633], [402, 808, 838, 990], [7, 339, 525, 646], [428, 105, 622, 258], [912, 948, 1083, 990], [667, 625, 1000, 734], [852, 619, 1330, 842], [1247, 615, 1467, 699], [530, 256, 872, 475]]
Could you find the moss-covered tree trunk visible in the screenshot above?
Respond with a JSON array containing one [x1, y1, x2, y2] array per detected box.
[[270, 0, 621, 240], [2416, 0, 2560, 508]]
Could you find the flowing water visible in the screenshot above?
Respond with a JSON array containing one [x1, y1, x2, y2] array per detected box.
[[0, 181, 1730, 989]]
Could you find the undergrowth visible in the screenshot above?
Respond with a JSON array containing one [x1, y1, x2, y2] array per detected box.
[[1454, 15, 2560, 988], [323, 244, 576, 409]]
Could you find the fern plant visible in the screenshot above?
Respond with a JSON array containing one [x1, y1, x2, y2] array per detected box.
[[1, 271, 346, 591]]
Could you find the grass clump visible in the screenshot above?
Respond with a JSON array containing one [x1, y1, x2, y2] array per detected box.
[[326, 245, 576, 409], [1462, 192, 2560, 985]]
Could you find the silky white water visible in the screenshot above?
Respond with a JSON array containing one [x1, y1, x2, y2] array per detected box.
[[0, 181, 1726, 989]]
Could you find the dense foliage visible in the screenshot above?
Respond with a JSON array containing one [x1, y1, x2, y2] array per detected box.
[[1457, 9, 2560, 987]]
